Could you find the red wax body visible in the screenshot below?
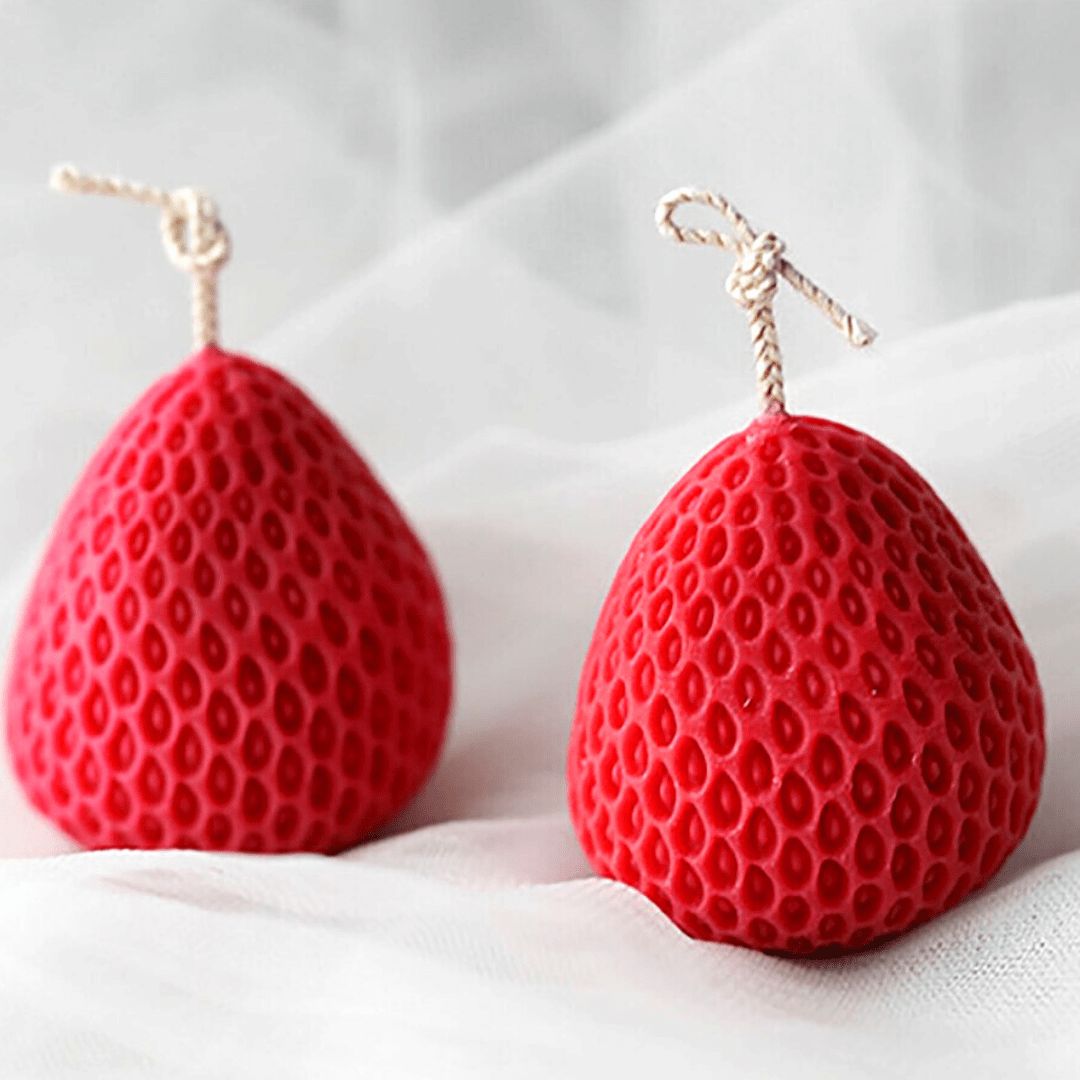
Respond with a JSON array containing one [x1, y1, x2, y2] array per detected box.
[[8, 346, 452, 853], [568, 414, 1044, 955]]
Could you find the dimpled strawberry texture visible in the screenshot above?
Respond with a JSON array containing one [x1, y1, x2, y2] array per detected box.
[[7, 346, 452, 853], [568, 414, 1045, 956]]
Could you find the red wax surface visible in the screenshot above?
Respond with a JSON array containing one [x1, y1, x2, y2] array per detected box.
[[568, 413, 1044, 955], [7, 346, 453, 853]]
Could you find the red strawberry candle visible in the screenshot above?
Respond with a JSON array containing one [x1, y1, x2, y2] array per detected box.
[[6, 167, 452, 853], [566, 189, 1044, 955]]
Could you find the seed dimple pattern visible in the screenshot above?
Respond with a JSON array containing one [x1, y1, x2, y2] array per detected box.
[[568, 414, 1044, 955], [8, 348, 453, 855]]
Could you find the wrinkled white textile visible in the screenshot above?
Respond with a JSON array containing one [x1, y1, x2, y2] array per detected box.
[[1, 0, 1079, 1075]]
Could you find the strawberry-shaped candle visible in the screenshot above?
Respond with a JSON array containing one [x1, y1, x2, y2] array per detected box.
[[566, 189, 1045, 955], [6, 166, 453, 853]]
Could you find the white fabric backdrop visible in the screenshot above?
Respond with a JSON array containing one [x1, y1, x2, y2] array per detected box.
[[1, 0, 1078, 1075]]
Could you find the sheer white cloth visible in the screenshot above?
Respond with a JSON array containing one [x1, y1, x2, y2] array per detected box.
[[0, 1, 1077, 1075]]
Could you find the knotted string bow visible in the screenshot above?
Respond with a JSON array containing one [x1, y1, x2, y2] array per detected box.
[[656, 188, 875, 415], [51, 164, 231, 350]]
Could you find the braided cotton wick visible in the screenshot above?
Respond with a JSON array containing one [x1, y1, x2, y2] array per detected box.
[[656, 188, 875, 415], [51, 164, 231, 350]]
